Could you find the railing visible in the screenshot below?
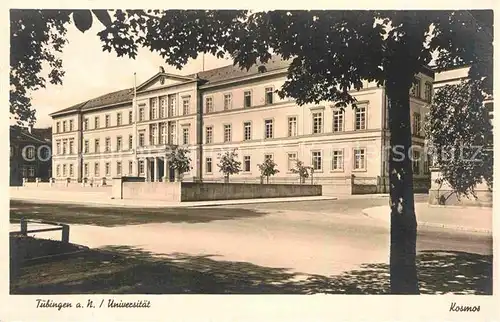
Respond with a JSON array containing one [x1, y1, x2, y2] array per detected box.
[[10, 217, 70, 243]]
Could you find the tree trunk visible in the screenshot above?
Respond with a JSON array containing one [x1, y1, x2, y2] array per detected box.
[[386, 80, 419, 294], [266, 176, 269, 184], [224, 174, 229, 183]]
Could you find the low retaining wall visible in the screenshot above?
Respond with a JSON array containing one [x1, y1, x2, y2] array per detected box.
[[112, 177, 321, 202], [428, 169, 492, 207]]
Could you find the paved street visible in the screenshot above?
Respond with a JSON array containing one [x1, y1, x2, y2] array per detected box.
[[11, 194, 492, 279]]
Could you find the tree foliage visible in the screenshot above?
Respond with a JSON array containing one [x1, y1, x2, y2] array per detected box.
[[11, 9, 492, 294], [425, 80, 493, 198], [290, 160, 310, 184], [217, 149, 241, 183], [167, 147, 192, 176], [257, 158, 280, 184]]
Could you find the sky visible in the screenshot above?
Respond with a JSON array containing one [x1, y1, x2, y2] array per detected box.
[[29, 19, 232, 128]]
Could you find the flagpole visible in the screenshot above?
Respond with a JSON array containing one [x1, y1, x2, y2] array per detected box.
[[133, 72, 138, 175]]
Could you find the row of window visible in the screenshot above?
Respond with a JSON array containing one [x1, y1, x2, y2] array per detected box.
[[55, 119, 75, 133], [22, 166, 36, 177], [411, 78, 433, 103], [205, 87, 275, 113], [204, 149, 368, 174], [205, 107, 368, 143], [55, 139, 75, 155]]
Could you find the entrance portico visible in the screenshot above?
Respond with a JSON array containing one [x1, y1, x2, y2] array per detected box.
[[139, 156, 175, 182]]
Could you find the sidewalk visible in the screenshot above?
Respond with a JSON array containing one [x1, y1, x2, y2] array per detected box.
[[10, 187, 336, 208], [362, 203, 492, 234]]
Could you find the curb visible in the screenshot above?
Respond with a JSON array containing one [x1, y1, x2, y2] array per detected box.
[[10, 196, 337, 209], [362, 207, 492, 234]]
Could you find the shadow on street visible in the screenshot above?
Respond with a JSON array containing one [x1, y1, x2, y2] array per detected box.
[[11, 245, 492, 295]]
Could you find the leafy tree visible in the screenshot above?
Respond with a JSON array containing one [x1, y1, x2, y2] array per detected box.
[[12, 9, 492, 294], [217, 149, 241, 183], [257, 158, 280, 184], [425, 79, 493, 202], [290, 160, 310, 184], [167, 147, 192, 181]]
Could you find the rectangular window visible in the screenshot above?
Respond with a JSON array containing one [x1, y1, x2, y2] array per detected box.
[[128, 135, 133, 150], [264, 154, 273, 161], [117, 112, 122, 126], [333, 110, 344, 132], [312, 151, 322, 171], [105, 114, 110, 127], [56, 141, 61, 155], [94, 116, 100, 129], [424, 82, 432, 102], [116, 136, 122, 151], [354, 148, 366, 170], [205, 157, 213, 173], [287, 153, 297, 171], [332, 150, 344, 171], [128, 161, 133, 175], [182, 127, 190, 145], [265, 119, 274, 139], [138, 160, 145, 175], [244, 122, 252, 141], [312, 111, 323, 134], [413, 150, 421, 174], [411, 78, 421, 98], [62, 141, 67, 155], [69, 140, 74, 154], [28, 166, 35, 177], [224, 94, 232, 110], [244, 155, 251, 172], [84, 118, 89, 131], [84, 163, 89, 177], [265, 87, 274, 105], [62, 164, 67, 177], [105, 137, 111, 152], [244, 91, 252, 108], [160, 123, 167, 145], [169, 123, 176, 144], [116, 161, 122, 176], [355, 105, 367, 130], [224, 124, 232, 142], [139, 108, 145, 121], [206, 126, 213, 144], [159, 96, 166, 118], [288, 116, 297, 137], [205, 97, 213, 113], [150, 98, 158, 119], [139, 133, 145, 147], [63, 121, 67, 132], [150, 124, 158, 145], [56, 165, 60, 177], [22, 167, 27, 178], [69, 120, 74, 131], [413, 112, 422, 136], [94, 162, 101, 177], [84, 140, 89, 153], [182, 96, 190, 115], [168, 94, 177, 117], [69, 164, 74, 177], [129, 110, 133, 124], [105, 162, 110, 176], [56, 122, 60, 133]]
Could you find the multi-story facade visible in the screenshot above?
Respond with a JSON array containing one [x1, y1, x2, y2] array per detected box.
[[10, 126, 52, 186], [50, 56, 434, 193]]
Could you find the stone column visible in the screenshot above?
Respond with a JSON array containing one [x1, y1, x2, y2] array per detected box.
[[154, 157, 159, 182], [145, 158, 150, 182], [163, 157, 169, 182]]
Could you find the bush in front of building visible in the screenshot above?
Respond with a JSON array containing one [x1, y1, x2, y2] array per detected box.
[[217, 149, 241, 183], [257, 158, 280, 184]]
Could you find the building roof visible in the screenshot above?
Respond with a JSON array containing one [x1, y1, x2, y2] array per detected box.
[[10, 126, 51, 144], [51, 56, 289, 117]]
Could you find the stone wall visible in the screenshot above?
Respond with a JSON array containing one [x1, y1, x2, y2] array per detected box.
[[112, 178, 322, 202], [428, 168, 492, 207]]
